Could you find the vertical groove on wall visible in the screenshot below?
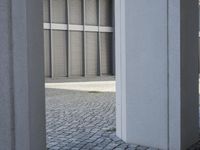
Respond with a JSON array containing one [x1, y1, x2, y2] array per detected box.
[[167, 0, 170, 149], [49, 0, 54, 78], [83, 0, 86, 76], [98, 0, 102, 76], [111, 0, 115, 75], [120, 0, 123, 139], [9, 0, 16, 148], [67, 0, 70, 77]]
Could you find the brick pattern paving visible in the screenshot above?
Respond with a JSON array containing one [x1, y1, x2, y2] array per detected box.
[[46, 88, 199, 150]]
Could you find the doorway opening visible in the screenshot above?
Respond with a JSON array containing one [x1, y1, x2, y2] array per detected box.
[[42, 0, 129, 149], [41, 0, 200, 149]]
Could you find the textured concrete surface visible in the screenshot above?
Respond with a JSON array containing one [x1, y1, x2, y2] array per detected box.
[[45, 80, 199, 150]]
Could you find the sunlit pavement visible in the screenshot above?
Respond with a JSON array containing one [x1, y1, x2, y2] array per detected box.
[[45, 79, 199, 150]]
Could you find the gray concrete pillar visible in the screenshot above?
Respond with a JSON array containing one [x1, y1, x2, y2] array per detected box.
[[0, 0, 46, 150], [115, 0, 199, 149]]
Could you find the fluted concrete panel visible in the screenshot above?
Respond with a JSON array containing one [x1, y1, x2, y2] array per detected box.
[[0, 0, 46, 149]]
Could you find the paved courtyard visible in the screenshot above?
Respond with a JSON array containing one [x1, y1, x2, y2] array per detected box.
[[46, 78, 200, 150]]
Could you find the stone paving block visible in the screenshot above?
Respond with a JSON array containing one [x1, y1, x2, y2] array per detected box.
[[126, 148, 137, 150], [81, 143, 97, 149], [71, 148, 81, 150], [92, 147, 104, 150], [136, 146, 148, 150], [104, 142, 121, 150], [146, 148, 159, 150], [113, 148, 125, 150]]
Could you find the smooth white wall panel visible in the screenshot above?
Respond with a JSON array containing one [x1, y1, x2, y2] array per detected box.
[[125, 0, 168, 148], [116, 0, 199, 149]]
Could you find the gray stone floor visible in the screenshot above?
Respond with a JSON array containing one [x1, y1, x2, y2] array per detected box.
[[46, 80, 199, 150]]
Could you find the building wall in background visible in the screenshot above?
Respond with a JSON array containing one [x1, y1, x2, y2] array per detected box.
[[43, 0, 114, 78]]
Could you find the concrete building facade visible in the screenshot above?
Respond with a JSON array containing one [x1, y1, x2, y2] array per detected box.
[[0, 0, 199, 150], [43, 0, 114, 78]]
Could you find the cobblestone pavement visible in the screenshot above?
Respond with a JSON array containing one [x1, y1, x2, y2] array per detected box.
[[46, 80, 199, 150]]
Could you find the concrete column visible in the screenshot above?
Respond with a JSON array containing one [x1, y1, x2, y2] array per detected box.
[[115, 0, 199, 149], [0, 0, 46, 150]]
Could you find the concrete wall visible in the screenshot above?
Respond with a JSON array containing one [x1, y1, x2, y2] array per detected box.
[[0, 1, 15, 149], [180, 0, 199, 148], [125, 0, 168, 148], [0, 0, 46, 149], [0, 0, 198, 149], [168, 0, 199, 149], [116, 0, 199, 149]]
